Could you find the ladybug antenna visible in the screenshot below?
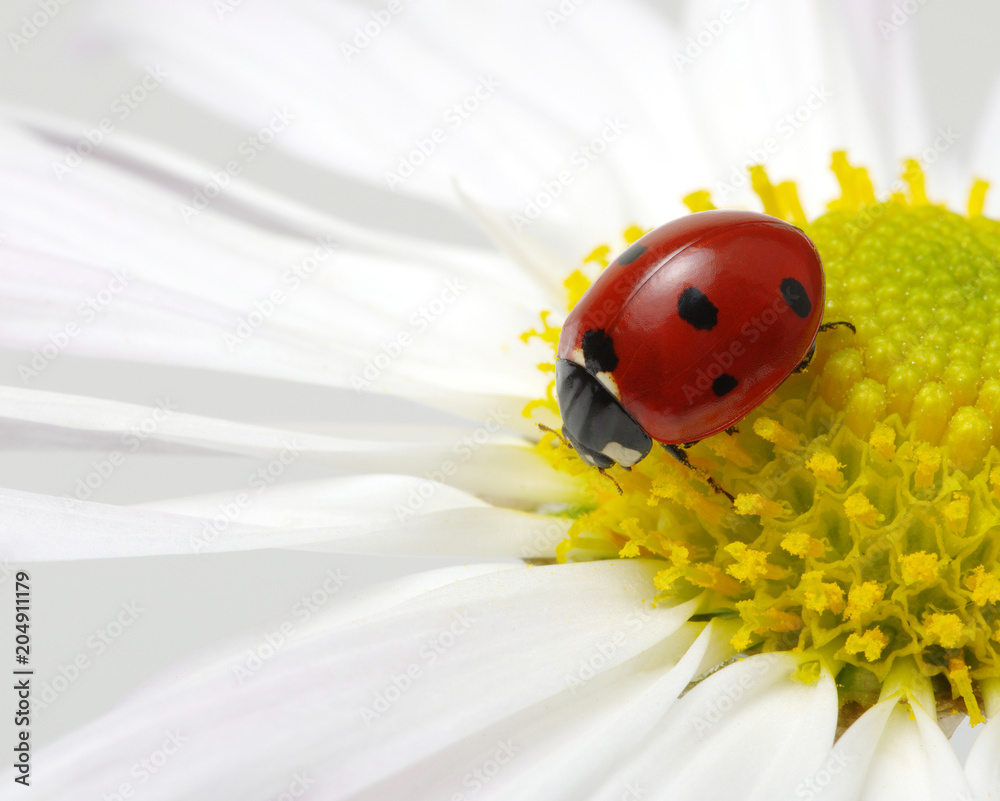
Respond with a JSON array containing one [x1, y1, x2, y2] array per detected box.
[[818, 320, 856, 335], [536, 422, 571, 448], [598, 467, 624, 495], [538, 423, 625, 495]]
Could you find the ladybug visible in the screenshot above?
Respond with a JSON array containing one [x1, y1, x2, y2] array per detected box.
[[553, 209, 853, 499]]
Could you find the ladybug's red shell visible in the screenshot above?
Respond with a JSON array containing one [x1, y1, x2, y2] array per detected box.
[[557, 210, 825, 444]]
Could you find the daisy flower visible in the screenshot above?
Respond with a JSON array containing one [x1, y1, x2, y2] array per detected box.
[[3, 0, 1000, 799]]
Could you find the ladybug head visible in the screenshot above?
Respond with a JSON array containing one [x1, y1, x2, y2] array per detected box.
[[554, 359, 652, 470]]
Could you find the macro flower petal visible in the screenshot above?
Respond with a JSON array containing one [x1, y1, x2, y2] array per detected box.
[[7, 560, 700, 799], [0, 123, 551, 424], [858, 699, 972, 800], [0, 385, 575, 506], [0, 475, 574, 560]]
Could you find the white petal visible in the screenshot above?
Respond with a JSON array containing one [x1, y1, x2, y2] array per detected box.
[[587, 651, 838, 801], [965, 682, 1000, 801], [352, 621, 716, 801], [800, 697, 897, 801], [83, 0, 707, 219], [972, 73, 1000, 218], [0, 386, 575, 506], [143, 475, 573, 559], [860, 699, 972, 801], [0, 122, 554, 423], [669, 0, 932, 215], [79, 0, 910, 260], [17, 560, 695, 800], [966, 717, 1000, 799], [0, 470, 575, 560]]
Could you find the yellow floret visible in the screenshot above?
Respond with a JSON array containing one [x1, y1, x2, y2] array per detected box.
[[724, 542, 783, 585], [843, 628, 889, 662], [965, 565, 1000, 606], [844, 582, 885, 622], [899, 551, 940, 586], [947, 658, 984, 726], [753, 418, 799, 450], [781, 531, 825, 558], [844, 493, 882, 526], [806, 452, 845, 485], [923, 613, 966, 649], [943, 493, 970, 533], [869, 423, 896, 459], [619, 540, 641, 558], [796, 571, 845, 614], [913, 444, 942, 488], [734, 494, 785, 518]]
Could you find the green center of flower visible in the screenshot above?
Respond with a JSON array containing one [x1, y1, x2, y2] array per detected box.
[[524, 153, 1000, 725]]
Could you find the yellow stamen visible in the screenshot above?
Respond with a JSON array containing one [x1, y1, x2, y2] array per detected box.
[[899, 551, 940, 586], [844, 582, 885, 622], [903, 159, 928, 205], [844, 493, 881, 526], [731, 598, 803, 652], [948, 657, 984, 726], [735, 494, 786, 518], [775, 181, 807, 228], [968, 178, 989, 217], [753, 417, 799, 450], [750, 165, 780, 218], [830, 150, 875, 208], [724, 542, 784, 584], [796, 571, 845, 614], [683, 190, 715, 213], [913, 444, 942, 488], [843, 627, 889, 662], [781, 531, 825, 559], [619, 540, 641, 558], [869, 422, 897, 460], [923, 613, 966, 649], [563, 270, 591, 308], [686, 563, 742, 596], [582, 244, 611, 267], [623, 224, 648, 244], [965, 566, 1000, 606], [806, 452, 845, 485], [704, 434, 755, 468]]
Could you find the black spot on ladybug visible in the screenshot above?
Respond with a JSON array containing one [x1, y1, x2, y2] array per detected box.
[[780, 278, 812, 318], [582, 329, 619, 373], [677, 287, 718, 331], [713, 374, 738, 397], [617, 242, 647, 265]]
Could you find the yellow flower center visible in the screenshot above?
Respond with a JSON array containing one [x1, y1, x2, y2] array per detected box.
[[523, 153, 1000, 726]]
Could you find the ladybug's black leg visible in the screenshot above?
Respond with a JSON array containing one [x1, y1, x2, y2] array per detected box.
[[792, 342, 817, 374], [793, 320, 856, 374], [724, 426, 740, 436], [662, 444, 735, 503]]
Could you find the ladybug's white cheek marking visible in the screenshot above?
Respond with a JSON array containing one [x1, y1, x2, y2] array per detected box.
[[571, 347, 586, 366], [601, 442, 643, 467], [596, 371, 622, 401]]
